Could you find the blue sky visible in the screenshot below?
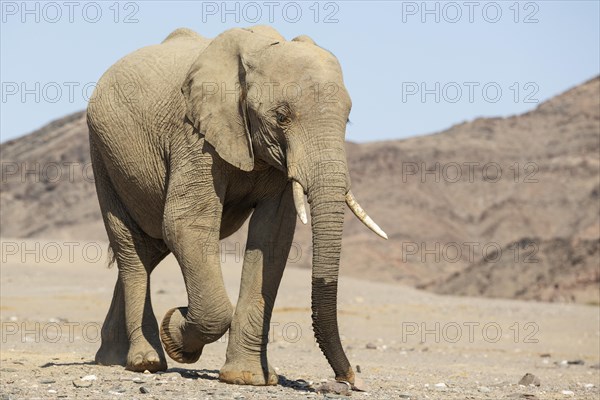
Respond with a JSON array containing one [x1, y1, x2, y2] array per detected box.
[[1, 1, 599, 143]]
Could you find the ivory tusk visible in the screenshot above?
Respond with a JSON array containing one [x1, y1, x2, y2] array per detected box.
[[345, 191, 388, 240], [292, 181, 308, 225]]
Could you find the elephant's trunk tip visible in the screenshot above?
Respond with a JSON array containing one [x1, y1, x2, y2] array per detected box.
[[345, 191, 388, 240]]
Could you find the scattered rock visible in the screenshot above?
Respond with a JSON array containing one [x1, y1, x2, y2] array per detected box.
[[561, 390, 574, 396], [434, 382, 447, 388], [590, 363, 600, 369], [285, 378, 311, 389], [315, 381, 351, 396], [40, 379, 56, 384], [48, 317, 68, 323], [355, 365, 361, 373], [478, 386, 491, 393], [518, 373, 541, 386], [139, 386, 150, 394], [81, 375, 97, 381], [109, 386, 125, 395], [365, 343, 377, 350], [398, 394, 412, 399], [539, 353, 551, 358], [508, 394, 538, 399], [567, 359, 584, 365], [72, 379, 92, 388], [583, 383, 595, 388]]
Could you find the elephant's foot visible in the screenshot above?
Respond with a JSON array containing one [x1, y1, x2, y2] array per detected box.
[[95, 318, 129, 366], [95, 279, 129, 366], [160, 307, 204, 364], [95, 339, 128, 366], [126, 340, 167, 372], [219, 359, 278, 386]]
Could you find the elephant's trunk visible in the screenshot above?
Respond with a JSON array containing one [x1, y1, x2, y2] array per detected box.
[[289, 119, 386, 384], [304, 152, 355, 384]]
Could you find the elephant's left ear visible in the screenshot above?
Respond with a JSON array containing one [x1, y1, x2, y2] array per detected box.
[[183, 28, 273, 172]]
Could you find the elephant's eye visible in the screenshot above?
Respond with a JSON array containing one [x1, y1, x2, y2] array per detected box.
[[276, 112, 290, 125]]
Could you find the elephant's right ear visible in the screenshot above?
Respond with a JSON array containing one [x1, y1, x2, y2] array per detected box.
[[182, 29, 263, 171]]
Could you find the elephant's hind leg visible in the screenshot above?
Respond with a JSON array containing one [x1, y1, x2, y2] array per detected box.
[[95, 215, 168, 372], [114, 243, 168, 373], [91, 142, 169, 372]]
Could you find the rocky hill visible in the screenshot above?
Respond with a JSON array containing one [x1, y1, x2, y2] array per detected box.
[[1, 111, 105, 239], [1, 77, 598, 303]]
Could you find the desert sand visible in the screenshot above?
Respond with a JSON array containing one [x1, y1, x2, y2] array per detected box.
[[1, 239, 598, 399]]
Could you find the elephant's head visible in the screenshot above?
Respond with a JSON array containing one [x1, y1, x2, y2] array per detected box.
[[182, 26, 387, 385]]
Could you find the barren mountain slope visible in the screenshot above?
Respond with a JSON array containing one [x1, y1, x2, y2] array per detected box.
[[0, 111, 104, 239], [1, 77, 598, 302], [420, 237, 600, 303], [338, 76, 600, 303]]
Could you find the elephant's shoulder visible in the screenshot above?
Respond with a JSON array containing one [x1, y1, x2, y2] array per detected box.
[[162, 28, 205, 44]]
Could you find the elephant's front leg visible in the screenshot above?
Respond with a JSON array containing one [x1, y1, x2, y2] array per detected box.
[[219, 183, 296, 386], [159, 163, 234, 364]]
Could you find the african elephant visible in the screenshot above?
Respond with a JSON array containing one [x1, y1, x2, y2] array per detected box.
[[87, 25, 386, 387]]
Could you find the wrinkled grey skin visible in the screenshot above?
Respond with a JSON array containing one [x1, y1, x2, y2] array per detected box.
[[88, 26, 359, 386]]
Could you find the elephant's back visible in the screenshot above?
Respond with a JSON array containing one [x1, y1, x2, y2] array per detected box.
[[89, 30, 208, 112]]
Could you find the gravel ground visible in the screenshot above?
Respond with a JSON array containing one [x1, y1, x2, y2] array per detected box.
[[1, 240, 599, 399]]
